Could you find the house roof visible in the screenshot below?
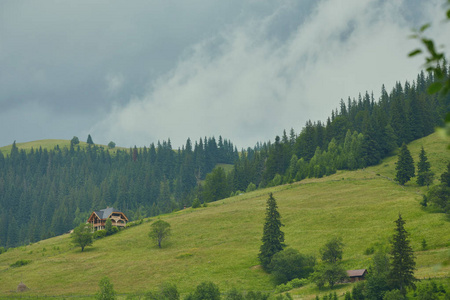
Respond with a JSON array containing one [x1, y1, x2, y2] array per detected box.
[[347, 269, 367, 277], [94, 207, 122, 220]]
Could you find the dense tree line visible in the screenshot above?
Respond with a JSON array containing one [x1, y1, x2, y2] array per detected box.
[[214, 68, 448, 194], [0, 68, 448, 248], [0, 137, 238, 247]]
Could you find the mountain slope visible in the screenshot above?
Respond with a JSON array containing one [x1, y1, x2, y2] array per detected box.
[[0, 133, 449, 297]]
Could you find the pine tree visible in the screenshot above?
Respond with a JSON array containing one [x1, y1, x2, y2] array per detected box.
[[389, 214, 416, 294], [417, 146, 433, 186], [258, 193, 285, 270], [395, 143, 415, 185], [87, 134, 94, 145]]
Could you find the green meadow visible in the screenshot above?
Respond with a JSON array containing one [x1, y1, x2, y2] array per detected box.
[[0, 132, 449, 299]]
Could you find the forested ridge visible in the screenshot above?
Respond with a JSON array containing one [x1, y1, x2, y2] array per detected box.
[[0, 68, 449, 248]]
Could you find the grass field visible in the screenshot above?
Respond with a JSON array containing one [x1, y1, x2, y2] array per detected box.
[[0, 133, 449, 299]]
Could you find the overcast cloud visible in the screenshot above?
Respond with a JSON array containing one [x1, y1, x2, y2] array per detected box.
[[1, 0, 449, 149]]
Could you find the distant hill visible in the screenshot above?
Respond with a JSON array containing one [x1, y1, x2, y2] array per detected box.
[[0, 139, 127, 156], [0, 132, 448, 298]]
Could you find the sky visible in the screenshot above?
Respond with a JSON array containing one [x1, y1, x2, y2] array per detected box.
[[1, 0, 449, 149]]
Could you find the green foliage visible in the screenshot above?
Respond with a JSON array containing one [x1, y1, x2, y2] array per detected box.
[[312, 237, 346, 289], [159, 282, 180, 300], [269, 248, 315, 284], [274, 278, 308, 293], [96, 276, 116, 300], [320, 237, 344, 264], [421, 238, 428, 250], [415, 279, 448, 300], [427, 162, 450, 214], [395, 143, 415, 185], [10, 259, 32, 268], [389, 214, 416, 294], [351, 281, 366, 300], [87, 134, 94, 145], [105, 218, 113, 235], [408, 1, 450, 96], [71, 136, 80, 145], [258, 193, 285, 270], [311, 262, 347, 289], [246, 182, 257, 193], [244, 291, 270, 300], [71, 223, 93, 252], [93, 229, 107, 239], [192, 198, 201, 209], [0, 246, 5, 254], [417, 147, 434, 186], [225, 288, 244, 300], [189, 281, 220, 300], [382, 289, 405, 300], [108, 141, 116, 149], [149, 220, 171, 248], [203, 167, 229, 202], [365, 250, 390, 300]]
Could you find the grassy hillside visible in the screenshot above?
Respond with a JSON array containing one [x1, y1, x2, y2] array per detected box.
[[0, 133, 449, 298]]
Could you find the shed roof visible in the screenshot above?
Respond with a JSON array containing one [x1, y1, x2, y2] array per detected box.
[[347, 269, 367, 277]]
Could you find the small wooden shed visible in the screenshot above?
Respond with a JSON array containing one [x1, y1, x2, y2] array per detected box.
[[347, 269, 368, 282]]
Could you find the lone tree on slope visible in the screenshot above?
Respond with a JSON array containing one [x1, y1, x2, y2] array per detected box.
[[417, 146, 434, 187], [71, 223, 93, 252], [258, 193, 285, 270], [389, 214, 416, 294], [395, 143, 415, 185], [149, 219, 171, 248]]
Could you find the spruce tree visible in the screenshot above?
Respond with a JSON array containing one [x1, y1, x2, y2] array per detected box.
[[258, 193, 285, 270], [389, 214, 416, 294], [417, 146, 433, 186], [87, 134, 94, 145], [395, 143, 415, 185]]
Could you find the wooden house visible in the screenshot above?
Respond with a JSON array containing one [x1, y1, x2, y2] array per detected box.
[[346, 269, 368, 282], [87, 207, 128, 231]]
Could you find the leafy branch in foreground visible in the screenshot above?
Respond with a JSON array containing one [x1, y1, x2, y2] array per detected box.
[[408, 0, 450, 95]]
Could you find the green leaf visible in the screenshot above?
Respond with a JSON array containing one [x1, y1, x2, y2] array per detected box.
[[419, 23, 430, 32], [427, 82, 443, 94], [408, 49, 422, 57]]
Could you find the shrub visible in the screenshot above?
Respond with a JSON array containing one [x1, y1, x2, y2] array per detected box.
[[364, 246, 375, 255], [10, 259, 32, 268], [224, 288, 244, 300], [0, 247, 6, 254], [246, 182, 257, 193], [269, 248, 315, 284], [96, 276, 116, 300], [192, 198, 201, 208], [94, 230, 107, 239], [191, 282, 220, 300]]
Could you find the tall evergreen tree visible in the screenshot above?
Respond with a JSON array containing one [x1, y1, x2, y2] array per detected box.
[[395, 143, 415, 185], [389, 214, 416, 294], [417, 146, 433, 186], [87, 134, 94, 145], [258, 193, 285, 270]]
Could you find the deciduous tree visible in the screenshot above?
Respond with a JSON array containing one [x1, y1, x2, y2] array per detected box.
[[96, 276, 116, 300], [71, 223, 93, 252], [149, 219, 171, 248]]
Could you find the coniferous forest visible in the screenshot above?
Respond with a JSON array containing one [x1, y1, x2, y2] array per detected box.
[[0, 68, 449, 248]]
